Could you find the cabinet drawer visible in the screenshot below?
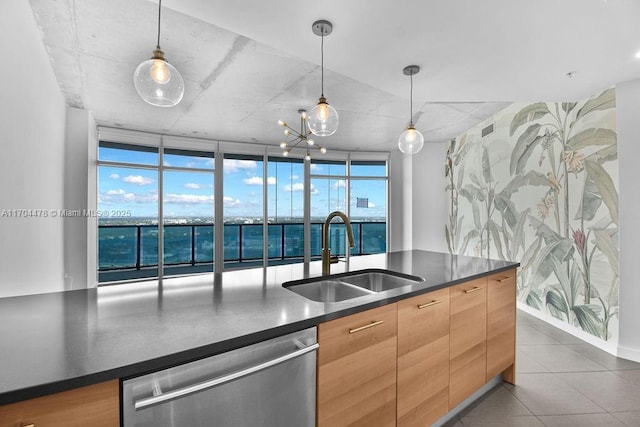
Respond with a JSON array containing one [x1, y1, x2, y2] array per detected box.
[[318, 303, 398, 366], [398, 287, 450, 357], [487, 269, 516, 381], [0, 380, 119, 427]]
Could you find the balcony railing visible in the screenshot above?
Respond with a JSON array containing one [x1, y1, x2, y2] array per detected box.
[[98, 222, 386, 274]]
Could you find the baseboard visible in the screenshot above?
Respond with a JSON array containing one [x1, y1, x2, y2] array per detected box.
[[433, 375, 503, 427], [617, 345, 640, 363], [517, 302, 618, 356]]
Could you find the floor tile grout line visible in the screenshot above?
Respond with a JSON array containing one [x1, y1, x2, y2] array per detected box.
[[515, 372, 610, 415], [517, 342, 613, 372]]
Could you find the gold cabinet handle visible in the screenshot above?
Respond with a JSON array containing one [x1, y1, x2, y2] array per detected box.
[[464, 286, 482, 294], [496, 276, 511, 283], [349, 320, 384, 334], [418, 299, 442, 309], [22, 424, 35, 427]]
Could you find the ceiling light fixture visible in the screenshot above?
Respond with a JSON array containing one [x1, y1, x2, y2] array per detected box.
[[279, 109, 327, 161], [133, 0, 184, 107], [398, 65, 424, 155], [307, 20, 339, 137]]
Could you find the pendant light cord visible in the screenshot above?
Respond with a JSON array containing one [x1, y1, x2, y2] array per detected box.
[[409, 73, 414, 125], [320, 31, 325, 97], [156, 0, 162, 49]]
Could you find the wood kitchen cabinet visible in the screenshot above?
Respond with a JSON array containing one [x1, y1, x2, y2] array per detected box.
[[486, 268, 517, 384], [397, 287, 450, 427], [317, 303, 398, 427], [0, 380, 119, 427], [449, 277, 488, 410]]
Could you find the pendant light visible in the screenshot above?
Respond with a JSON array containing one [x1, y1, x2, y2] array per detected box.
[[278, 109, 327, 161], [398, 65, 424, 154], [307, 20, 339, 137], [133, 0, 184, 107]]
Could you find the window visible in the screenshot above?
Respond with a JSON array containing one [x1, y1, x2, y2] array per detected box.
[[267, 157, 305, 264], [96, 129, 388, 284], [310, 159, 388, 258], [349, 161, 387, 254], [223, 154, 264, 268], [163, 149, 214, 276], [97, 140, 215, 283]]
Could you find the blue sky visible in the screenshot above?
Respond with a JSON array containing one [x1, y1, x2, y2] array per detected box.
[[98, 147, 386, 220]]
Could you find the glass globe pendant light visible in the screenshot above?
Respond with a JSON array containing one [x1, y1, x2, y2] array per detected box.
[[398, 65, 424, 154], [307, 20, 339, 137], [133, 0, 184, 107]]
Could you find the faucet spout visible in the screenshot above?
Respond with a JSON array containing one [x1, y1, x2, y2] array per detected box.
[[321, 211, 355, 275]]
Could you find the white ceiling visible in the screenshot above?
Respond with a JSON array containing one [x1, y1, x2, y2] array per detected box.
[[27, 0, 640, 153]]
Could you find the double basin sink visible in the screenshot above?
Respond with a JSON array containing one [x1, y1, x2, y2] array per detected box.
[[283, 269, 425, 303]]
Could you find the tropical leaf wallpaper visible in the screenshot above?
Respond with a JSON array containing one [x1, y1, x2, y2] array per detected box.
[[446, 88, 618, 341]]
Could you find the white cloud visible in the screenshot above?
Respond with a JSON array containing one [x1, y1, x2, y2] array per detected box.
[[243, 176, 277, 186], [310, 163, 321, 171], [333, 180, 346, 189], [109, 173, 120, 179], [165, 193, 215, 204], [223, 196, 242, 207], [224, 159, 257, 173], [123, 175, 153, 186], [244, 176, 263, 186], [285, 183, 305, 192], [285, 183, 319, 195], [289, 174, 299, 180], [184, 183, 202, 189], [99, 190, 158, 205]]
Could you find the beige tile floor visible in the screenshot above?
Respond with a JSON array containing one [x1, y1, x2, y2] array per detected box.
[[443, 310, 640, 426]]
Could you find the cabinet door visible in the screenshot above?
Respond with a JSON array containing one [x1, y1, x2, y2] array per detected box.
[[0, 380, 119, 427], [449, 277, 487, 410], [397, 287, 450, 427], [487, 269, 517, 384], [317, 303, 397, 427]]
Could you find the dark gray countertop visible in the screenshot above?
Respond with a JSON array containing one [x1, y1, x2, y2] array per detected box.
[[0, 250, 517, 405]]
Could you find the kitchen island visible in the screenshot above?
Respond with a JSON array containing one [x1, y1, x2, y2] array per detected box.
[[0, 250, 518, 424]]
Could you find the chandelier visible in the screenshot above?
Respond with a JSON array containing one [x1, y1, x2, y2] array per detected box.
[[278, 109, 327, 161]]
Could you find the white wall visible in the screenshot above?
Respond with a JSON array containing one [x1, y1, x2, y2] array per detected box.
[[412, 142, 448, 252], [64, 108, 98, 289], [0, 2, 67, 297], [388, 150, 406, 251], [617, 79, 640, 362]]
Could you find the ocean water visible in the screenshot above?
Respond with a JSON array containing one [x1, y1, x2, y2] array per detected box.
[[98, 222, 386, 271]]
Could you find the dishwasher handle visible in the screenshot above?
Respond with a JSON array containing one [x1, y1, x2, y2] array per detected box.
[[134, 342, 319, 410]]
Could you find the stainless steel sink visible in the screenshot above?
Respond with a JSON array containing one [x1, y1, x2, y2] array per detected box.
[[284, 280, 375, 302], [283, 269, 425, 302], [339, 271, 424, 292]]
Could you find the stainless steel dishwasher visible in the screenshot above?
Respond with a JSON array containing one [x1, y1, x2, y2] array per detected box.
[[122, 327, 318, 427]]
